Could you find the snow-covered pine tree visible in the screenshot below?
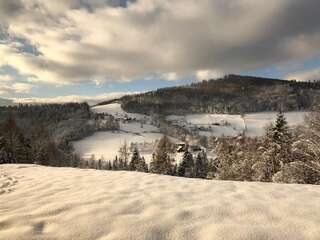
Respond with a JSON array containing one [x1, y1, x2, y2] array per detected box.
[[276, 107, 320, 184], [113, 156, 119, 170], [178, 149, 194, 177], [194, 151, 208, 178], [107, 160, 113, 170], [136, 156, 148, 173], [150, 135, 174, 175], [15, 133, 32, 164], [118, 141, 130, 170], [0, 136, 9, 164], [130, 146, 141, 171], [272, 111, 292, 165], [253, 112, 292, 182]]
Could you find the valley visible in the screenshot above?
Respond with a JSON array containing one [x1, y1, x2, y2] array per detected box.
[[73, 102, 308, 164]]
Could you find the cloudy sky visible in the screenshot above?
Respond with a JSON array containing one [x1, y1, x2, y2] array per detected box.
[[0, 0, 320, 102]]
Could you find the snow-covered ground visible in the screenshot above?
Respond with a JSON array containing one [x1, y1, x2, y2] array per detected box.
[[74, 104, 308, 162], [73, 131, 162, 162], [167, 111, 309, 137], [1, 164, 320, 240], [73, 103, 163, 162], [93, 103, 149, 121]]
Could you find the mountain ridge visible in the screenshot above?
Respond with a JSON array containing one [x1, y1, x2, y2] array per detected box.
[[97, 74, 320, 115]]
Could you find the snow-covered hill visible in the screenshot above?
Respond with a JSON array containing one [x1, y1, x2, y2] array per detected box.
[[167, 111, 308, 137], [73, 131, 163, 162], [93, 103, 149, 121], [1, 164, 320, 240], [74, 103, 166, 162]]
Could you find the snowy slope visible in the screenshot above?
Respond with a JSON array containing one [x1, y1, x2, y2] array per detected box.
[[168, 111, 308, 137], [74, 103, 164, 161], [93, 103, 148, 121], [1, 164, 320, 240], [73, 131, 162, 162], [244, 112, 308, 137]]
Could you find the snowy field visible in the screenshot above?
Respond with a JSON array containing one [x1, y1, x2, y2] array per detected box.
[[75, 104, 309, 162], [93, 103, 149, 121], [73, 131, 162, 162], [167, 111, 309, 137], [1, 164, 320, 240], [73, 103, 163, 161]]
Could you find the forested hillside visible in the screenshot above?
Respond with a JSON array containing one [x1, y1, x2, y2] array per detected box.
[[0, 103, 95, 166], [116, 75, 320, 115]]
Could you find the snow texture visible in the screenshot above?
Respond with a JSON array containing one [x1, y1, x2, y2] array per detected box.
[[1, 164, 320, 240]]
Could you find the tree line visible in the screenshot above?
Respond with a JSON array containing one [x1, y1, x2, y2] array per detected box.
[[214, 110, 320, 184], [82, 136, 213, 180], [120, 75, 320, 115]]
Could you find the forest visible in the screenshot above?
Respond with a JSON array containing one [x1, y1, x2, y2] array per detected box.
[[116, 75, 320, 115]]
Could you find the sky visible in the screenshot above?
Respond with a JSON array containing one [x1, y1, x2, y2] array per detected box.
[[0, 0, 320, 103]]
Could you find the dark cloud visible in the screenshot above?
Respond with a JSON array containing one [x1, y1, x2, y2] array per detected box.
[[0, 0, 319, 85], [0, 0, 24, 22]]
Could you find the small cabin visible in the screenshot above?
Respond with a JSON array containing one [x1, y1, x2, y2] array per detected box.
[[190, 145, 202, 152]]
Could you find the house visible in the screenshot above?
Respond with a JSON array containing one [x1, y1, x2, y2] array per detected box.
[[190, 145, 202, 152]]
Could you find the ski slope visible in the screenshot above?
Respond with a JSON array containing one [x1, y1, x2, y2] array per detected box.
[[1, 164, 320, 240], [167, 111, 309, 137]]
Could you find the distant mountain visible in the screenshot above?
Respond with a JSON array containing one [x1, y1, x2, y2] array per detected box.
[[0, 98, 14, 106], [98, 75, 320, 115]]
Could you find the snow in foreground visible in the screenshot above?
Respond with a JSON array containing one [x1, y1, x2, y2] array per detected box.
[[1, 165, 320, 240]]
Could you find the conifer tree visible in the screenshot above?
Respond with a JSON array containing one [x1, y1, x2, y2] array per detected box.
[[136, 156, 148, 173], [130, 147, 141, 171], [107, 160, 113, 170], [150, 135, 174, 175], [178, 149, 194, 177], [194, 151, 208, 178], [119, 141, 130, 170], [113, 156, 119, 170], [0, 137, 9, 164], [253, 112, 292, 181]]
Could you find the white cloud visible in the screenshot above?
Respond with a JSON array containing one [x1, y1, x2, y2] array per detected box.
[[196, 70, 224, 81], [0, 0, 319, 86], [0, 82, 34, 95], [163, 72, 178, 81], [0, 74, 14, 82], [12, 83, 33, 93], [11, 91, 138, 105]]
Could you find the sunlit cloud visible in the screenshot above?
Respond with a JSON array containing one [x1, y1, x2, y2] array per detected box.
[[286, 67, 320, 81], [0, 0, 319, 95]]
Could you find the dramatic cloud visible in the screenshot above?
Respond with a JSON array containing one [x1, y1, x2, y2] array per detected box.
[[0, 0, 319, 88], [0, 69, 34, 95]]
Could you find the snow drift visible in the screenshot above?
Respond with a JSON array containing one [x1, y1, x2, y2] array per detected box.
[[1, 164, 320, 240]]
